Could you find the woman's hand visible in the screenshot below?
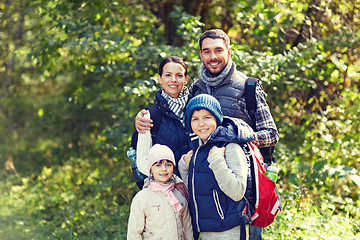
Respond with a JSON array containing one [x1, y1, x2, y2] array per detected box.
[[209, 146, 225, 157], [135, 109, 153, 134], [184, 150, 193, 164]]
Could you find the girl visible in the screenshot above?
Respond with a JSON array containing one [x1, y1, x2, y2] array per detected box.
[[127, 144, 193, 240], [179, 94, 254, 240]]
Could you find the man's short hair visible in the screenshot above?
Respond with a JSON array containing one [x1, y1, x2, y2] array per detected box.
[[199, 29, 230, 51]]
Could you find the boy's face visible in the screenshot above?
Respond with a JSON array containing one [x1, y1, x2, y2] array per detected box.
[[150, 160, 174, 184], [191, 109, 217, 142]]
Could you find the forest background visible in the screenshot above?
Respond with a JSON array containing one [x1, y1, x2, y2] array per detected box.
[[1, 0, 359, 239]]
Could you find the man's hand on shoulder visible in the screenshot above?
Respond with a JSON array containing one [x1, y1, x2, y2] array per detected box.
[[135, 109, 153, 134]]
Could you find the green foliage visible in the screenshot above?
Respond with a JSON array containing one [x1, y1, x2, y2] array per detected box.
[[0, 155, 133, 239], [265, 190, 360, 239], [1, 0, 360, 239]]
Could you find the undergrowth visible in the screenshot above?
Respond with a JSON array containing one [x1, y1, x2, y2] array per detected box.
[[1, 169, 359, 240]]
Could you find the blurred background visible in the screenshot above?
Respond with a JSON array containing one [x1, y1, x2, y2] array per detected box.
[[0, 0, 359, 239]]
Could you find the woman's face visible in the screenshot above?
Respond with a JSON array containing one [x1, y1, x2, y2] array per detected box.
[[158, 62, 188, 98], [150, 160, 174, 184]]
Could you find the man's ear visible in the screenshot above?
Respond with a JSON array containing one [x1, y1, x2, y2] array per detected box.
[[227, 47, 231, 58]]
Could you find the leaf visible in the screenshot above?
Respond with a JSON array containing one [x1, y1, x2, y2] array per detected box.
[[350, 175, 360, 187], [313, 160, 327, 171]]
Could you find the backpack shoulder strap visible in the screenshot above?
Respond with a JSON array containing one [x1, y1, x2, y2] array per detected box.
[[189, 83, 200, 98], [245, 78, 276, 165], [245, 77, 258, 131], [147, 103, 163, 137], [216, 141, 228, 148]]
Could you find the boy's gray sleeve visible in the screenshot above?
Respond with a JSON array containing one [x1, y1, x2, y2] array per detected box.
[[208, 143, 247, 201], [178, 155, 190, 189]]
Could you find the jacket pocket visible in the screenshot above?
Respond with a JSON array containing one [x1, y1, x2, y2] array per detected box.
[[213, 189, 224, 220]]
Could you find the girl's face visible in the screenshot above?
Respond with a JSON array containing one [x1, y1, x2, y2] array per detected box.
[[158, 62, 188, 98], [150, 160, 174, 184], [191, 109, 217, 142]]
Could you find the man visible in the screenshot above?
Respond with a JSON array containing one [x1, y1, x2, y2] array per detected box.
[[135, 29, 279, 239], [189, 29, 278, 150]]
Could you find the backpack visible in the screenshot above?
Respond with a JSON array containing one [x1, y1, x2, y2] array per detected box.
[[245, 77, 276, 165], [130, 103, 163, 189], [241, 142, 281, 227], [244, 78, 281, 227]]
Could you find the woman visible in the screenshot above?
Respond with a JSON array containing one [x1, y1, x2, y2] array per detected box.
[[134, 56, 191, 182]]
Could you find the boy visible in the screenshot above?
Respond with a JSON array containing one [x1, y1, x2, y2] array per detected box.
[[179, 94, 253, 240]]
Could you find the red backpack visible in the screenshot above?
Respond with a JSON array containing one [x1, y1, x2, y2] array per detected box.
[[242, 142, 282, 227]]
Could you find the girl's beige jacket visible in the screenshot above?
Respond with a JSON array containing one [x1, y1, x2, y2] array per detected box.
[[127, 185, 193, 240]]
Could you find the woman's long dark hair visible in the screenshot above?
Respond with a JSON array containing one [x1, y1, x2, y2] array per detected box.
[[158, 56, 187, 77]]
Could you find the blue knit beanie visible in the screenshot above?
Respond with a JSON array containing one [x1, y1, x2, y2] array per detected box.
[[186, 94, 223, 127]]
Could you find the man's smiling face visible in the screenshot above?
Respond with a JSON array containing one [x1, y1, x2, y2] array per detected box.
[[200, 38, 231, 76]]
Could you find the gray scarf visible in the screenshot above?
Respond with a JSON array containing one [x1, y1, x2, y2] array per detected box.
[[199, 59, 233, 94], [161, 87, 189, 126]]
